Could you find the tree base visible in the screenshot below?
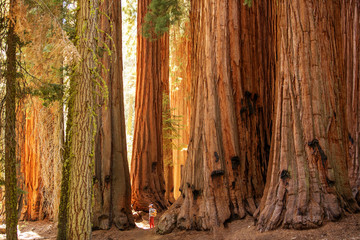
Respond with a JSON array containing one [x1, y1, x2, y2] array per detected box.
[[156, 199, 182, 235], [256, 192, 360, 232]]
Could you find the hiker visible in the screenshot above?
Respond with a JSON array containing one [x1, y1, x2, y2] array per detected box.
[[149, 203, 157, 229]]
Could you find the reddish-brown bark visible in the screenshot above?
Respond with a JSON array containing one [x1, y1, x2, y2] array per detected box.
[[17, 99, 62, 221], [256, 0, 359, 231], [130, 0, 167, 211], [93, 0, 134, 230], [343, 0, 360, 204], [157, 0, 273, 233], [18, 103, 42, 221]]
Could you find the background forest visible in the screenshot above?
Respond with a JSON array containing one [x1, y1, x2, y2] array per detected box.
[[0, 0, 360, 240]]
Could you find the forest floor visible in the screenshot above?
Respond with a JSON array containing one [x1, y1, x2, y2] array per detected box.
[[2, 212, 360, 240]]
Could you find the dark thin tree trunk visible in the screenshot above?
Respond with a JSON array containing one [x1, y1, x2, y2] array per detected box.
[[5, 0, 18, 238], [57, 75, 74, 240]]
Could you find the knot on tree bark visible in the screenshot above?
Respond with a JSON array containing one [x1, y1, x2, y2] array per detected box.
[[280, 169, 290, 180], [211, 170, 225, 178], [231, 156, 240, 170], [308, 139, 328, 168]]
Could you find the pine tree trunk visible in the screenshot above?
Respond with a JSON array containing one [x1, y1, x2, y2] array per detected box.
[[5, 0, 18, 238], [57, 74, 74, 240], [130, 0, 167, 211], [93, 0, 134, 230], [343, 0, 360, 204], [67, 0, 98, 238], [157, 0, 273, 233], [256, 0, 360, 231]]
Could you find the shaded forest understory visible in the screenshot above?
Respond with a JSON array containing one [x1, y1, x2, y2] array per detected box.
[[3, 213, 360, 240], [0, 0, 360, 239]]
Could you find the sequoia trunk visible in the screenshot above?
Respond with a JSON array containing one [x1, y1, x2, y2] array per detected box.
[[93, 0, 134, 230], [343, 0, 360, 204], [256, 0, 359, 231], [18, 100, 62, 221], [157, 0, 273, 233], [130, 0, 167, 211]]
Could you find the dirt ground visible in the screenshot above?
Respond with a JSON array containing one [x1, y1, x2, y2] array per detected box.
[[3, 212, 360, 240]]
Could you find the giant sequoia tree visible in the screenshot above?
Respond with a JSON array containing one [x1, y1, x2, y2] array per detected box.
[[158, 0, 273, 233], [130, 0, 167, 211], [343, 0, 360, 204], [93, 0, 134, 230], [256, 0, 359, 231], [16, 2, 64, 221]]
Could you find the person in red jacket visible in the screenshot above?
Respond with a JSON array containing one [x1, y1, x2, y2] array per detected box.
[[149, 203, 157, 229]]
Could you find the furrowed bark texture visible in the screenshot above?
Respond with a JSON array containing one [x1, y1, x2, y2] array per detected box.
[[343, 0, 360, 204], [67, 0, 98, 238], [18, 100, 62, 221], [93, 0, 134, 230], [131, 0, 167, 211], [5, 0, 18, 238], [256, 0, 360, 231], [170, 25, 191, 200], [157, 0, 273, 233]]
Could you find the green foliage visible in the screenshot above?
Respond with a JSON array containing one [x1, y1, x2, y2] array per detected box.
[[243, 0, 254, 7], [142, 0, 187, 40], [30, 83, 64, 106], [162, 93, 184, 166], [123, 0, 136, 27], [61, 1, 77, 41]]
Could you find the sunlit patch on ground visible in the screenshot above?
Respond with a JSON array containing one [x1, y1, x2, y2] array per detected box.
[[132, 209, 156, 230], [0, 225, 44, 240], [135, 219, 151, 230]]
